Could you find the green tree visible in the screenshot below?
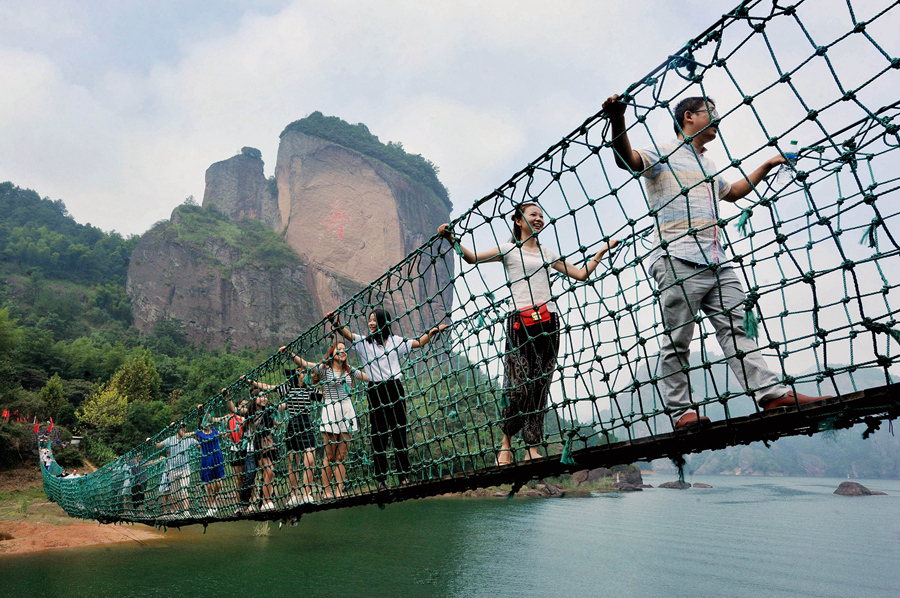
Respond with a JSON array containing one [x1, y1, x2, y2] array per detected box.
[[109, 351, 161, 403], [78, 385, 127, 429], [0, 307, 23, 360], [40, 373, 67, 417]]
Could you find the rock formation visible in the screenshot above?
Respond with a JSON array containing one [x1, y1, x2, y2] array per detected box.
[[127, 115, 454, 349], [126, 206, 323, 349], [272, 130, 454, 327], [834, 481, 887, 496], [202, 148, 281, 230]]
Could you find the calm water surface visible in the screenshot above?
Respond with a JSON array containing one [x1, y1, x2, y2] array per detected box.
[[3, 475, 899, 597]]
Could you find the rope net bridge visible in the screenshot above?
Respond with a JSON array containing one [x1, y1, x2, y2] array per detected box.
[[43, 0, 900, 528]]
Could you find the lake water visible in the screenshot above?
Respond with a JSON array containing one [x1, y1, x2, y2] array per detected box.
[[2, 475, 899, 597]]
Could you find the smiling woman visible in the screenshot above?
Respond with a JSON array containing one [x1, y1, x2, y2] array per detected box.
[[438, 203, 618, 466]]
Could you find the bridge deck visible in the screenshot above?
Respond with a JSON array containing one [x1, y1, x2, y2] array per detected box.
[[113, 383, 899, 529]]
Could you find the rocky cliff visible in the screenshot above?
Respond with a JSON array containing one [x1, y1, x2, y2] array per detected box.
[[127, 114, 454, 349], [202, 148, 281, 230], [273, 128, 454, 326], [126, 205, 324, 350]]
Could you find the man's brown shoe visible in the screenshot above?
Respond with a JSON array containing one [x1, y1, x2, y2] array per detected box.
[[762, 390, 831, 411], [674, 412, 711, 430]]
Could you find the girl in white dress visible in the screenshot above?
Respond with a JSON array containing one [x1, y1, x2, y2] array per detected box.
[[282, 342, 366, 499]]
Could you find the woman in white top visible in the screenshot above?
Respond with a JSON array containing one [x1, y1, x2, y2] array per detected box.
[[439, 202, 618, 465], [282, 342, 366, 499], [329, 309, 448, 488]]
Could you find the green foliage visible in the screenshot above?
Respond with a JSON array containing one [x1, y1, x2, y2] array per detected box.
[[166, 203, 303, 271], [80, 434, 117, 468], [40, 373, 67, 417], [0, 182, 139, 285], [0, 307, 22, 354], [0, 421, 31, 470], [281, 112, 451, 210], [78, 385, 127, 429], [108, 351, 161, 403], [53, 446, 84, 469], [115, 400, 173, 454], [146, 318, 191, 358]]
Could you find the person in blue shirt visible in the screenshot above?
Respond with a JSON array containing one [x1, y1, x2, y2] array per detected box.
[[190, 407, 226, 518]]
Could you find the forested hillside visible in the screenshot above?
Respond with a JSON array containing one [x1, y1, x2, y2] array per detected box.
[[0, 183, 264, 469]]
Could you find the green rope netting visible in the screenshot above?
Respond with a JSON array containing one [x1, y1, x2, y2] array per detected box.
[[43, 0, 900, 525]]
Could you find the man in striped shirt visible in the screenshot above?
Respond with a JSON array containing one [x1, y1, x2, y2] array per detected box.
[[603, 93, 827, 429]]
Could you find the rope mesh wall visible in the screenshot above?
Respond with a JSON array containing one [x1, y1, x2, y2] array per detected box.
[[42, 0, 900, 525]]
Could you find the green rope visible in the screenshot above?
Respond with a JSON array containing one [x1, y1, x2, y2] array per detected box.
[[39, 0, 900, 525], [560, 433, 577, 466], [743, 309, 760, 341]]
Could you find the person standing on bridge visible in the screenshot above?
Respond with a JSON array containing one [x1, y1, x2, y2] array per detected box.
[[148, 421, 197, 519], [282, 341, 367, 499], [228, 384, 283, 512], [329, 309, 448, 489], [602, 93, 829, 430], [439, 208, 619, 465]]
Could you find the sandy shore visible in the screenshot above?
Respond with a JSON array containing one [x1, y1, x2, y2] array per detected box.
[[0, 465, 164, 556], [0, 517, 164, 555]]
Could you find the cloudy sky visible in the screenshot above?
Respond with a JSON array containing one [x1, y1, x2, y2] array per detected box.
[[0, 0, 746, 235]]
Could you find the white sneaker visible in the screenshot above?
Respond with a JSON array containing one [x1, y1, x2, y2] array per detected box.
[[286, 495, 300, 507], [301, 494, 315, 504], [205, 507, 217, 517], [182, 510, 191, 518], [260, 501, 275, 512]]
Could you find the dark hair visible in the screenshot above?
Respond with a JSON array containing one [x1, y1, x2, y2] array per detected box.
[[673, 96, 715, 135], [510, 202, 541, 243], [366, 308, 393, 345], [284, 369, 301, 389], [327, 342, 351, 375]]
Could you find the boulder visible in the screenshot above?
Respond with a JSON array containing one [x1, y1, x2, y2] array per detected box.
[[659, 481, 692, 489], [834, 481, 885, 496], [613, 483, 642, 492], [570, 470, 590, 486]]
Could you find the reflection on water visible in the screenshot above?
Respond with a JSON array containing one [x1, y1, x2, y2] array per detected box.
[[2, 476, 899, 598]]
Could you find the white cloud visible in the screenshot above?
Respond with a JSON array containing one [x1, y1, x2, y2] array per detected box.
[[1, 0, 892, 234]]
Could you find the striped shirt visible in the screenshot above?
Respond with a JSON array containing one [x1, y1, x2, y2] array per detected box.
[[279, 385, 312, 417], [637, 141, 733, 268], [316, 365, 364, 403]]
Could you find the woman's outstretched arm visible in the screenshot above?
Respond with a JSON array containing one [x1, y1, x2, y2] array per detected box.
[[552, 239, 621, 282], [438, 224, 503, 265], [279, 346, 317, 369], [410, 323, 451, 349]]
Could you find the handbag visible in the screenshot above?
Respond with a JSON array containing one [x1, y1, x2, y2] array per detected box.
[[517, 303, 551, 328]]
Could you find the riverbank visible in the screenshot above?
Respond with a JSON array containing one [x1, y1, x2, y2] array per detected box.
[[0, 466, 163, 556]]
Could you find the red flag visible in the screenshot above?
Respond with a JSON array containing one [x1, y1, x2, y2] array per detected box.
[[1, 409, 8, 420], [48, 417, 54, 433], [34, 417, 39, 434]]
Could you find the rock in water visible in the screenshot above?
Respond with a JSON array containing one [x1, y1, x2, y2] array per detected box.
[[659, 481, 692, 489], [834, 481, 884, 496]]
